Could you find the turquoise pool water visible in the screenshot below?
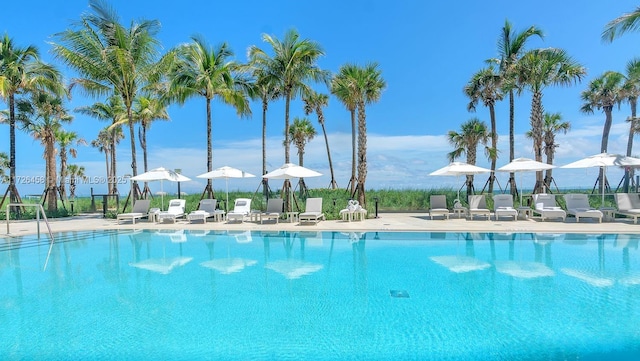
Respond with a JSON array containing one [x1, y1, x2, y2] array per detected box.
[[1, 230, 640, 360]]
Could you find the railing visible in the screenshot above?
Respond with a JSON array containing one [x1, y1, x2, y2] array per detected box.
[[5, 203, 55, 270]]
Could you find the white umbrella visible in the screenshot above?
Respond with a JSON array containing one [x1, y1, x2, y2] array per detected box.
[[560, 153, 640, 204], [263, 163, 322, 211], [197, 166, 256, 212], [497, 158, 556, 206], [131, 167, 191, 209], [429, 162, 492, 202]]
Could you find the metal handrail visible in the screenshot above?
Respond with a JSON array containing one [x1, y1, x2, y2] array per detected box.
[[5, 203, 56, 271]]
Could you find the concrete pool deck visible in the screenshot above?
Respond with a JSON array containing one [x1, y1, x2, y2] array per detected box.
[[3, 211, 638, 237]]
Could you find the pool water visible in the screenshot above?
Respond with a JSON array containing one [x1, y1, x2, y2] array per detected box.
[[1, 230, 640, 360]]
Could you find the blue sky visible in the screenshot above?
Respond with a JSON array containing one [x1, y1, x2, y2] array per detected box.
[[2, 0, 640, 197]]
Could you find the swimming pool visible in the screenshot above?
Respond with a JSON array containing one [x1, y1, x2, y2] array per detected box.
[[1, 230, 640, 360]]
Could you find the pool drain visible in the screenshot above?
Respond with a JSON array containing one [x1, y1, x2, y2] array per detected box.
[[390, 290, 409, 298]]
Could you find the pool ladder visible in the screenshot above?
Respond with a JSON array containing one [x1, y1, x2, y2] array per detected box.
[[5, 203, 56, 270]]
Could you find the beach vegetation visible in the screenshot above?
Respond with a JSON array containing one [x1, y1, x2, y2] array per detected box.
[[447, 118, 491, 195]]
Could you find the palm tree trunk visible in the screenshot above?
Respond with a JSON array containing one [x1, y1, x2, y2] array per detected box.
[[206, 97, 213, 198], [600, 106, 614, 192], [104, 149, 110, 192], [8, 94, 19, 205], [624, 100, 637, 192], [59, 148, 67, 200], [110, 127, 118, 194], [127, 105, 138, 200], [140, 124, 149, 193], [46, 135, 57, 212], [356, 102, 367, 207], [284, 91, 291, 164], [530, 91, 545, 188], [350, 108, 357, 196], [489, 103, 497, 193], [319, 118, 337, 189], [509, 90, 517, 196], [262, 98, 269, 197]]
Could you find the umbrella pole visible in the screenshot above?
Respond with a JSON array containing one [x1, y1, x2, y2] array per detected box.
[[226, 178, 229, 213], [161, 180, 164, 210]]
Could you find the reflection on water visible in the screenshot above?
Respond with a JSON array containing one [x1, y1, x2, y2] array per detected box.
[[1, 231, 640, 359]]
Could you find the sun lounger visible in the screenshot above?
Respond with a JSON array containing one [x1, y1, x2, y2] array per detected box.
[[429, 195, 449, 220], [563, 194, 603, 223], [227, 198, 252, 223], [187, 199, 225, 223], [117, 199, 151, 224], [532, 194, 566, 221], [468, 195, 491, 220], [493, 194, 518, 221], [339, 199, 367, 221], [614, 193, 640, 224], [158, 199, 186, 223], [299, 197, 325, 224], [260, 198, 283, 224]]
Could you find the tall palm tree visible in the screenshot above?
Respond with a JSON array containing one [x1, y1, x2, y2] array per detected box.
[[91, 128, 112, 190], [67, 164, 87, 200], [464, 65, 503, 192], [580, 71, 625, 192], [516, 48, 586, 191], [622, 59, 640, 191], [248, 28, 329, 164], [288, 117, 317, 196], [447, 118, 491, 195], [51, 0, 169, 199], [331, 65, 359, 195], [602, 7, 640, 42], [526, 112, 570, 188], [56, 129, 87, 201], [170, 35, 251, 199], [75, 95, 125, 194], [494, 20, 543, 194], [17, 90, 72, 211], [247, 57, 280, 196], [303, 90, 338, 189], [0, 34, 63, 208], [352, 63, 386, 206]]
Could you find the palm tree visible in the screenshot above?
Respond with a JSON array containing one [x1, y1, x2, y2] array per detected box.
[[494, 20, 543, 193], [602, 7, 640, 42], [248, 28, 329, 164], [67, 164, 87, 200], [125, 95, 169, 176], [622, 59, 640, 191], [464, 65, 503, 192], [352, 63, 386, 206], [580, 71, 625, 192], [0, 34, 63, 208], [75, 95, 125, 194], [288, 116, 317, 196], [331, 65, 359, 195], [17, 90, 72, 211], [170, 35, 251, 199], [303, 91, 338, 189], [516, 48, 586, 192], [526, 112, 570, 188], [91, 128, 112, 190], [247, 62, 280, 195], [447, 118, 491, 195], [56, 130, 86, 202], [51, 0, 169, 199]]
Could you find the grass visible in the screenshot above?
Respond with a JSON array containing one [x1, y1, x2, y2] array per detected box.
[[0, 187, 620, 221]]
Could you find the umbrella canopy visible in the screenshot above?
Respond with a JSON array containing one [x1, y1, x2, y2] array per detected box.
[[131, 167, 191, 209], [561, 153, 640, 204], [263, 163, 322, 179], [197, 166, 256, 212], [429, 162, 491, 201], [497, 158, 556, 206]]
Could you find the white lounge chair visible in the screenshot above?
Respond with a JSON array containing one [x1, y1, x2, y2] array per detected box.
[[468, 195, 491, 220], [429, 195, 449, 220], [493, 194, 518, 221], [299, 197, 325, 224], [227, 198, 252, 223], [158, 199, 186, 223], [117, 199, 151, 224], [339, 199, 367, 221], [563, 194, 603, 223], [615, 193, 640, 224], [187, 199, 225, 223], [532, 194, 566, 222], [260, 198, 283, 224]]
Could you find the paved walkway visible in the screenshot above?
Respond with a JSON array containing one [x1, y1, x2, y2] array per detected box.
[[3, 211, 639, 238]]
